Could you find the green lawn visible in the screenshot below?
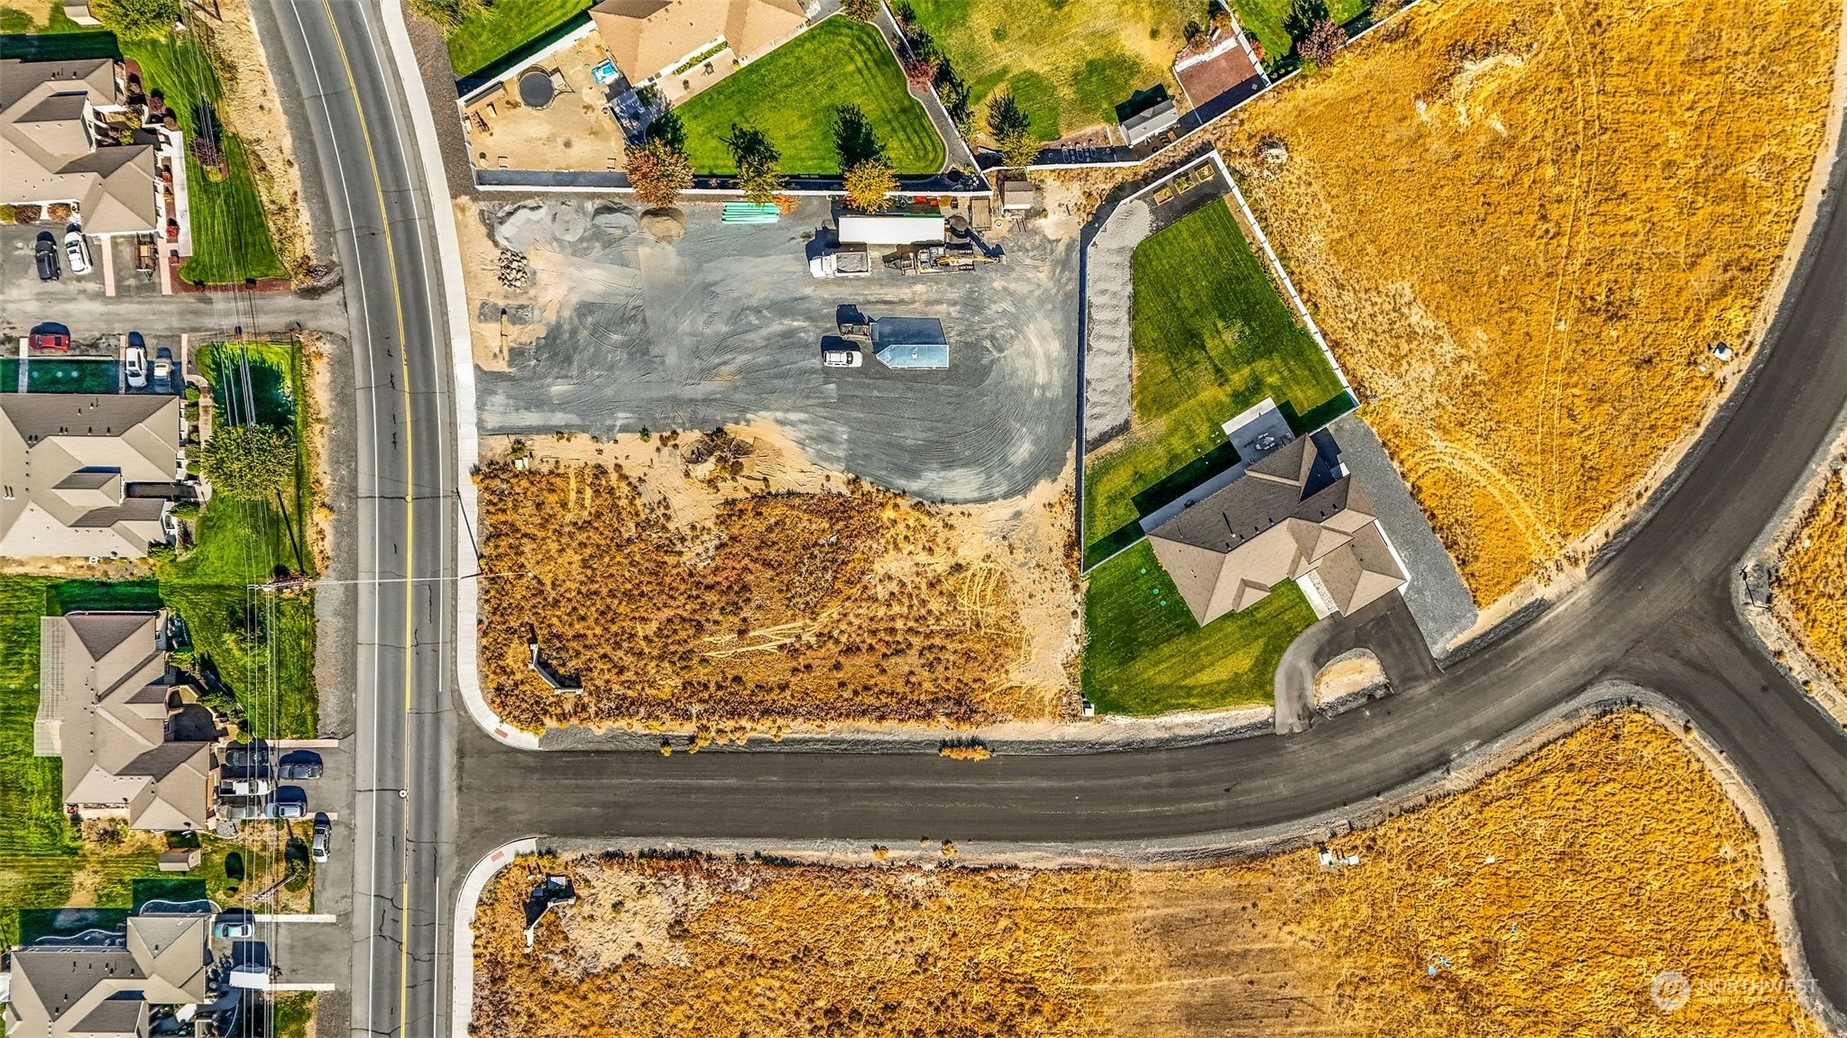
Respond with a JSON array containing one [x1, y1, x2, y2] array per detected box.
[[1082, 542, 1316, 713], [1084, 198, 1350, 553], [119, 34, 288, 284], [675, 16, 944, 176], [909, 0, 1187, 141], [0, 357, 119, 394], [1229, 0, 1372, 69], [444, 0, 594, 79]]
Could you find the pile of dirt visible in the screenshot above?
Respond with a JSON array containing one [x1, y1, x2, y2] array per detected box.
[[1215, 0, 1840, 602], [496, 249, 530, 290], [473, 714, 1823, 1037]]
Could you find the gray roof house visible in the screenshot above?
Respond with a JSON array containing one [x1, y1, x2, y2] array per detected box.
[[34, 612, 219, 832], [0, 57, 161, 235], [1147, 432, 1407, 625], [0, 394, 184, 560], [4, 908, 212, 1038]]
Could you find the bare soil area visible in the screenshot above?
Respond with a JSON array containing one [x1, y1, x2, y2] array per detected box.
[[473, 713, 1823, 1037], [476, 431, 1080, 735]]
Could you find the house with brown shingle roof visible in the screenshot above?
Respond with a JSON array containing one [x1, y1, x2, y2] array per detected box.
[[0, 57, 164, 236], [3, 908, 212, 1038], [0, 394, 185, 561], [589, 0, 808, 89], [1145, 407, 1407, 626], [33, 612, 220, 833]]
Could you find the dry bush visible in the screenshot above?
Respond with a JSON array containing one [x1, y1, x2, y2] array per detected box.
[[477, 461, 1040, 731], [937, 738, 992, 760], [1217, 0, 1839, 601], [474, 715, 1821, 1038], [1772, 472, 1847, 686]]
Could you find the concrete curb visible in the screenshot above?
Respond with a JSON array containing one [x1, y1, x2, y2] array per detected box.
[[378, 0, 538, 751], [449, 837, 539, 1038]]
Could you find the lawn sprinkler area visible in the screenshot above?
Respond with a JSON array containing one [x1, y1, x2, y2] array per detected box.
[[673, 17, 944, 176], [1082, 541, 1315, 714], [1084, 196, 1350, 559]]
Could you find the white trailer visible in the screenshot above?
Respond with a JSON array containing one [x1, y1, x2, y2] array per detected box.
[[836, 213, 946, 246]]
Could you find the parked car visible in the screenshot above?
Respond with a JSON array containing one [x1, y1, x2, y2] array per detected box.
[[29, 330, 69, 351], [219, 777, 271, 797], [35, 232, 60, 281], [220, 795, 268, 821], [268, 786, 308, 819], [63, 230, 92, 275], [223, 741, 269, 771], [154, 346, 173, 392], [821, 343, 863, 368], [277, 751, 323, 781], [125, 345, 147, 388], [311, 813, 331, 864], [212, 911, 255, 940]]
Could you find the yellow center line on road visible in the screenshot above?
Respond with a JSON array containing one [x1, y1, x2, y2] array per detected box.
[[316, 0, 420, 1029]]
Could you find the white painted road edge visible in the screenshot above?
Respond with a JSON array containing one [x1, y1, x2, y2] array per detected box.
[[377, 0, 537, 750], [253, 914, 339, 923], [449, 838, 539, 1038]]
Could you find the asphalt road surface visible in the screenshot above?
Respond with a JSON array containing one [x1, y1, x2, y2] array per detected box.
[[260, 5, 458, 1038], [269, 2, 1847, 1033]]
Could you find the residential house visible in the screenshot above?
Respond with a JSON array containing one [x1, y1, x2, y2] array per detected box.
[[4, 907, 213, 1038], [0, 394, 185, 560], [1146, 414, 1406, 625], [34, 612, 220, 832], [589, 0, 807, 90], [0, 57, 167, 236]]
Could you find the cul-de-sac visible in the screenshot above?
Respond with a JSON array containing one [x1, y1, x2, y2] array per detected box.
[[2, 0, 1846, 1035]]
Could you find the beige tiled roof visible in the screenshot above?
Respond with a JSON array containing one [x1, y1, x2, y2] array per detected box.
[[590, 0, 806, 82], [1148, 434, 1405, 625], [0, 394, 181, 560], [0, 57, 159, 234], [3, 910, 210, 1038]]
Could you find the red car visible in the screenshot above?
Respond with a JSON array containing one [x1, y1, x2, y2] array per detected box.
[[29, 331, 69, 351]]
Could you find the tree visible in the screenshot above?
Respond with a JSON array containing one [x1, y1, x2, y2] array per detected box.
[[832, 103, 883, 169], [985, 92, 1038, 168], [91, 0, 180, 39], [644, 107, 685, 152], [1209, 7, 1234, 34], [841, 0, 881, 21], [724, 124, 783, 205], [902, 55, 937, 88], [1283, 0, 1331, 41], [842, 158, 896, 212], [201, 423, 295, 501], [1297, 18, 1347, 68], [627, 139, 693, 208]]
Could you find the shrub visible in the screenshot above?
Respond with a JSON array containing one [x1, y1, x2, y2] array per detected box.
[[188, 135, 226, 179], [644, 107, 685, 152], [626, 139, 693, 208], [169, 500, 200, 520], [1210, 7, 1234, 33], [185, 384, 201, 402], [938, 739, 992, 761], [1297, 18, 1348, 68], [201, 423, 296, 501], [902, 55, 937, 88], [985, 91, 1039, 168], [841, 0, 880, 21], [0, 205, 14, 224], [47, 202, 72, 221], [842, 158, 897, 212], [14, 203, 41, 224], [407, 0, 484, 32], [91, 0, 181, 40]]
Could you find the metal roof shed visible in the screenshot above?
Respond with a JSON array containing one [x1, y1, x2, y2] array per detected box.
[[1121, 98, 1180, 146], [871, 316, 948, 368]]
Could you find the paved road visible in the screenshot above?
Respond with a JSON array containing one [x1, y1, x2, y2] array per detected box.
[[266, 2, 1847, 1032], [259, 5, 458, 1038]]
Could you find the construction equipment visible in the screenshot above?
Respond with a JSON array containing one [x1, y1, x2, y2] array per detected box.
[[893, 242, 1000, 275]]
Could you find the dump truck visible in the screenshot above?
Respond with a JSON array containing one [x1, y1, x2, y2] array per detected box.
[[809, 246, 872, 278]]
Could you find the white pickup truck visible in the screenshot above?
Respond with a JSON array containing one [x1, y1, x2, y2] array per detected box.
[[809, 247, 872, 278]]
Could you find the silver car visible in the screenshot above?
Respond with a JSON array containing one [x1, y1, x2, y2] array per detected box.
[[64, 230, 92, 275], [124, 345, 147, 388], [311, 813, 331, 863]]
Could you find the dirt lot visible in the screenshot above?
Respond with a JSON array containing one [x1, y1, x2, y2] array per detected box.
[[472, 713, 1822, 1037], [476, 431, 1080, 735], [460, 196, 1080, 504], [1200, 0, 1841, 602], [1772, 468, 1847, 688]]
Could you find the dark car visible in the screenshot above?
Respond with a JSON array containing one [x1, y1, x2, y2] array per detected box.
[[222, 741, 270, 771], [35, 232, 60, 281], [277, 751, 322, 781]]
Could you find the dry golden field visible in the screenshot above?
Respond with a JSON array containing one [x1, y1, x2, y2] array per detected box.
[[1773, 472, 1847, 687], [475, 433, 1078, 734], [1221, 0, 1839, 602], [472, 714, 1819, 1038]]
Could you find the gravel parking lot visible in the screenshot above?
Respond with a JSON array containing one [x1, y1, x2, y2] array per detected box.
[[472, 198, 1079, 503]]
